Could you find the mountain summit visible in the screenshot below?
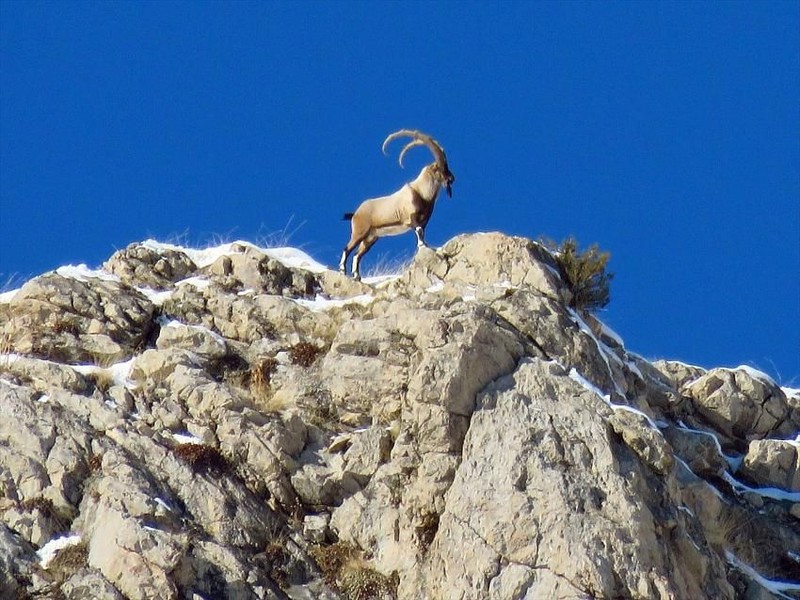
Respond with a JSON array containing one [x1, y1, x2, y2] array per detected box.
[[1, 232, 798, 599]]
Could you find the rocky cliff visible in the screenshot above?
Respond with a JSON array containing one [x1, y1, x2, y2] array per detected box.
[[1, 232, 798, 600]]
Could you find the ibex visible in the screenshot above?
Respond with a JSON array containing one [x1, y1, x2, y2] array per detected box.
[[339, 129, 455, 280]]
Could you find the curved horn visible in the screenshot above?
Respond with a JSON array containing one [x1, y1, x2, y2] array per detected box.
[[398, 139, 425, 167], [382, 129, 449, 170]]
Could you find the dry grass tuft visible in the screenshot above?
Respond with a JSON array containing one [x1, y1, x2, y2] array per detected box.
[[289, 342, 321, 368], [20, 497, 70, 533], [310, 542, 396, 599], [251, 356, 278, 392], [262, 540, 292, 590], [173, 443, 228, 474], [415, 511, 440, 554], [87, 454, 103, 473], [86, 369, 115, 393], [45, 541, 88, 584]]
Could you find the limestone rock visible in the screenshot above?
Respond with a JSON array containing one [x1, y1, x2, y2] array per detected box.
[[663, 426, 729, 478], [740, 439, 799, 492], [0, 524, 36, 599], [684, 367, 793, 440], [416, 359, 729, 600], [653, 360, 706, 389], [61, 568, 126, 599], [1, 232, 796, 599], [204, 243, 318, 297], [0, 354, 91, 395], [1, 272, 156, 364], [104, 243, 197, 289]]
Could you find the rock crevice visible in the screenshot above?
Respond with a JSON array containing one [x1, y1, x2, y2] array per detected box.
[[1, 233, 798, 600]]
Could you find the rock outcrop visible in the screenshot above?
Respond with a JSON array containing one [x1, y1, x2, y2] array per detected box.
[[1, 233, 798, 600]]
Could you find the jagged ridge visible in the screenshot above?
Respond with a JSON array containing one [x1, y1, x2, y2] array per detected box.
[[0, 232, 798, 600]]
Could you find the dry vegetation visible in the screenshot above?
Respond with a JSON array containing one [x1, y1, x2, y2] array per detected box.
[[543, 237, 613, 312], [173, 443, 228, 474], [45, 541, 89, 585], [289, 342, 321, 368], [414, 511, 440, 554], [310, 542, 396, 600]]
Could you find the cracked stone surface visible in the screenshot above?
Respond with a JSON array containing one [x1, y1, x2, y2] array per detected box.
[[1, 233, 798, 600]]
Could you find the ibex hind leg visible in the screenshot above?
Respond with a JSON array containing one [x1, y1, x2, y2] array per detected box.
[[352, 238, 377, 281], [414, 226, 427, 248], [338, 247, 350, 273], [339, 228, 366, 274]]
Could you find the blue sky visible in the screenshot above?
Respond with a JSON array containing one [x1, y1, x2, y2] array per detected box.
[[1, 1, 798, 382]]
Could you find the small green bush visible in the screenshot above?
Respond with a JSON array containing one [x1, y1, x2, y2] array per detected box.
[[549, 237, 613, 312]]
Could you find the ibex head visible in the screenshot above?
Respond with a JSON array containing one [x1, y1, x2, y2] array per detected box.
[[382, 129, 456, 197]]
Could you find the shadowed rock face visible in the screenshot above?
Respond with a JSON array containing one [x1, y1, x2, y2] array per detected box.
[[0, 233, 798, 600]]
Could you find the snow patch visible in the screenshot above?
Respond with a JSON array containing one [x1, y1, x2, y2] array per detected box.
[[726, 551, 800, 599], [0, 288, 20, 303], [675, 457, 725, 500], [0, 353, 22, 366], [675, 421, 743, 472], [154, 497, 173, 512], [55, 264, 120, 283], [362, 274, 401, 286], [599, 322, 624, 347], [263, 246, 329, 273], [158, 318, 227, 349], [171, 431, 204, 445], [137, 287, 173, 306], [569, 368, 609, 401], [568, 309, 626, 397], [37, 534, 82, 569], [176, 276, 211, 290], [71, 357, 136, 389], [722, 471, 800, 503], [734, 365, 778, 386], [425, 280, 445, 293], [140, 239, 330, 274], [293, 293, 375, 312], [569, 368, 659, 430], [782, 387, 800, 402]]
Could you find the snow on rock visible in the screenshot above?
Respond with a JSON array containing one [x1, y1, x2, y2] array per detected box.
[[153, 497, 174, 513], [722, 470, 800, 503], [71, 357, 136, 389], [140, 238, 330, 274], [3, 232, 799, 599], [783, 386, 800, 402], [37, 534, 82, 569], [170, 431, 205, 445], [725, 551, 800, 600], [676, 420, 744, 472], [0, 287, 20, 303], [734, 364, 779, 386], [293, 293, 374, 312], [175, 275, 211, 290], [136, 287, 174, 306], [362, 273, 401, 286], [262, 246, 329, 274], [55, 264, 120, 283], [569, 367, 660, 430]]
